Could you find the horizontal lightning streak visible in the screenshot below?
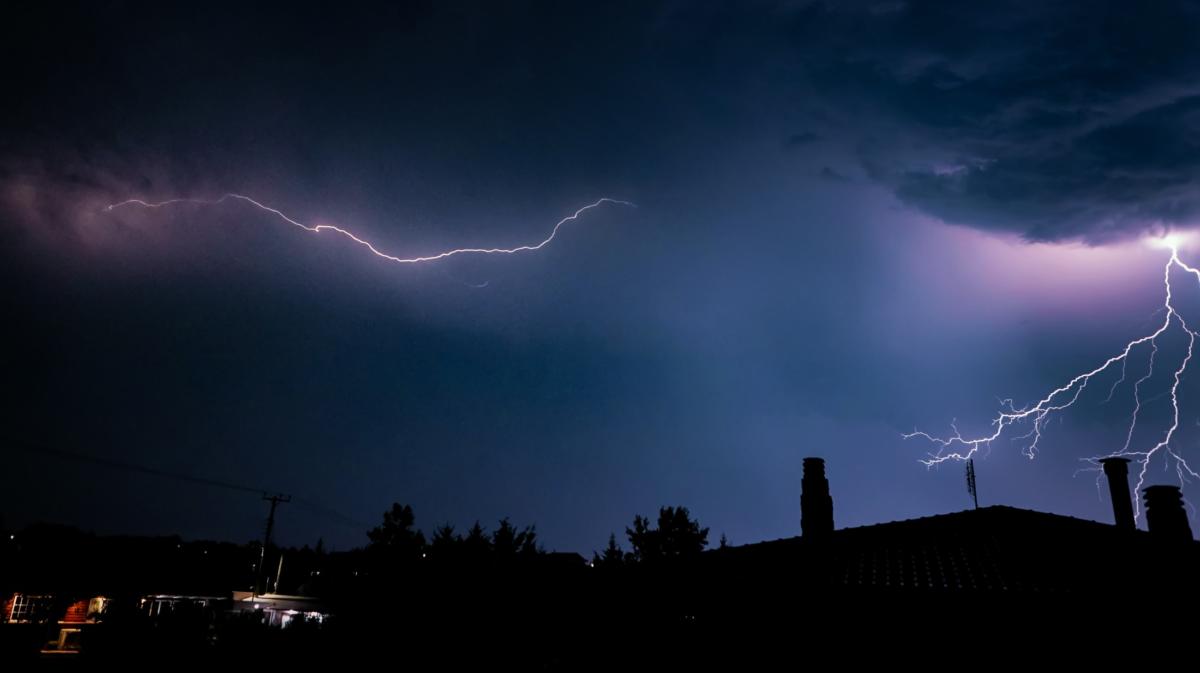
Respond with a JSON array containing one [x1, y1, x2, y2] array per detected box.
[[105, 193, 636, 264], [905, 242, 1200, 521]]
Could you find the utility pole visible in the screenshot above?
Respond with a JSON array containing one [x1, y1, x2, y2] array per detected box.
[[273, 553, 284, 594], [255, 493, 291, 597]]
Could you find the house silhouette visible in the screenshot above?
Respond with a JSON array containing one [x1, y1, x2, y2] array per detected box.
[[706, 457, 1200, 595]]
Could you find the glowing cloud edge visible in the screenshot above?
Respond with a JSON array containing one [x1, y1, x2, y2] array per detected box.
[[905, 238, 1200, 522]]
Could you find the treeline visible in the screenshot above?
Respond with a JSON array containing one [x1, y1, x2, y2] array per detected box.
[[360, 502, 712, 570], [364, 504, 541, 566], [0, 502, 717, 601]]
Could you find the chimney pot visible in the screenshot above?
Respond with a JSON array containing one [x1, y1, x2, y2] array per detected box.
[[801, 457, 834, 539], [1099, 457, 1136, 530], [1142, 485, 1193, 542]]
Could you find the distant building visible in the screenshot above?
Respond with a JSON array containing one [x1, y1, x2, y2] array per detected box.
[[139, 593, 227, 617], [1, 589, 331, 655], [230, 591, 329, 627], [2, 593, 108, 652]]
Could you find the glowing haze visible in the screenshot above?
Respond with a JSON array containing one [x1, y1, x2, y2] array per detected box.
[[907, 237, 1200, 520]]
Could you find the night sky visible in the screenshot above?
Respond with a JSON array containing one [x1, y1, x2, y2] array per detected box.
[[6, 1, 1200, 552]]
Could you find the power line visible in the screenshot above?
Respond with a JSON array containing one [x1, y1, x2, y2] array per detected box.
[[292, 496, 368, 529], [4, 436, 366, 530], [7, 437, 266, 495]]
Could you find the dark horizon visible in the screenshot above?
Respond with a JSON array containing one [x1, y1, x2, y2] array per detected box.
[[8, 1, 1200, 555]]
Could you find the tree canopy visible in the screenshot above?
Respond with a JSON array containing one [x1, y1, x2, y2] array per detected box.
[[624, 506, 709, 564], [366, 504, 542, 567], [366, 503, 426, 563]]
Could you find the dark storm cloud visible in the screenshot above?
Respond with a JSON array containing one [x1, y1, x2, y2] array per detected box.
[[785, 1, 1200, 243], [784, 132, 821, 149], [818, 166, 850, 182], [0, 148, 204, 248], [8, 2, 1200, 247]]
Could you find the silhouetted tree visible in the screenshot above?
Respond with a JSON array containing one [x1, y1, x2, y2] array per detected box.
[[626, 514, 658, 561], [592, 533, 627, 569], [492, 518, 538, 559], [366, 503, 425, 563], [463, 521, 491, 561], [428, 524, 462, 563], [626, 506, 709, 564], [719, 533, 729, 549]]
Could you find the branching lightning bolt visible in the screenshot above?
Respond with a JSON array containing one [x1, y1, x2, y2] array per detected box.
[[105, 193, 635, 265], [905, 240, 1200, 520]]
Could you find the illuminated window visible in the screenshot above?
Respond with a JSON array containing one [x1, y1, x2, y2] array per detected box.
[[8, 594, 48, 622]]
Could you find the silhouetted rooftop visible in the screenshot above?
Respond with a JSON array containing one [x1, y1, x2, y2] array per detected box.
[[710, 505, 1200, 593]]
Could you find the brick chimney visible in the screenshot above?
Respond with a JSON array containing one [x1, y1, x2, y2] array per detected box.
[[801, 457, 833, 539], [1099, 457, 1136, 530], [1142, 485, 1193, 542]]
